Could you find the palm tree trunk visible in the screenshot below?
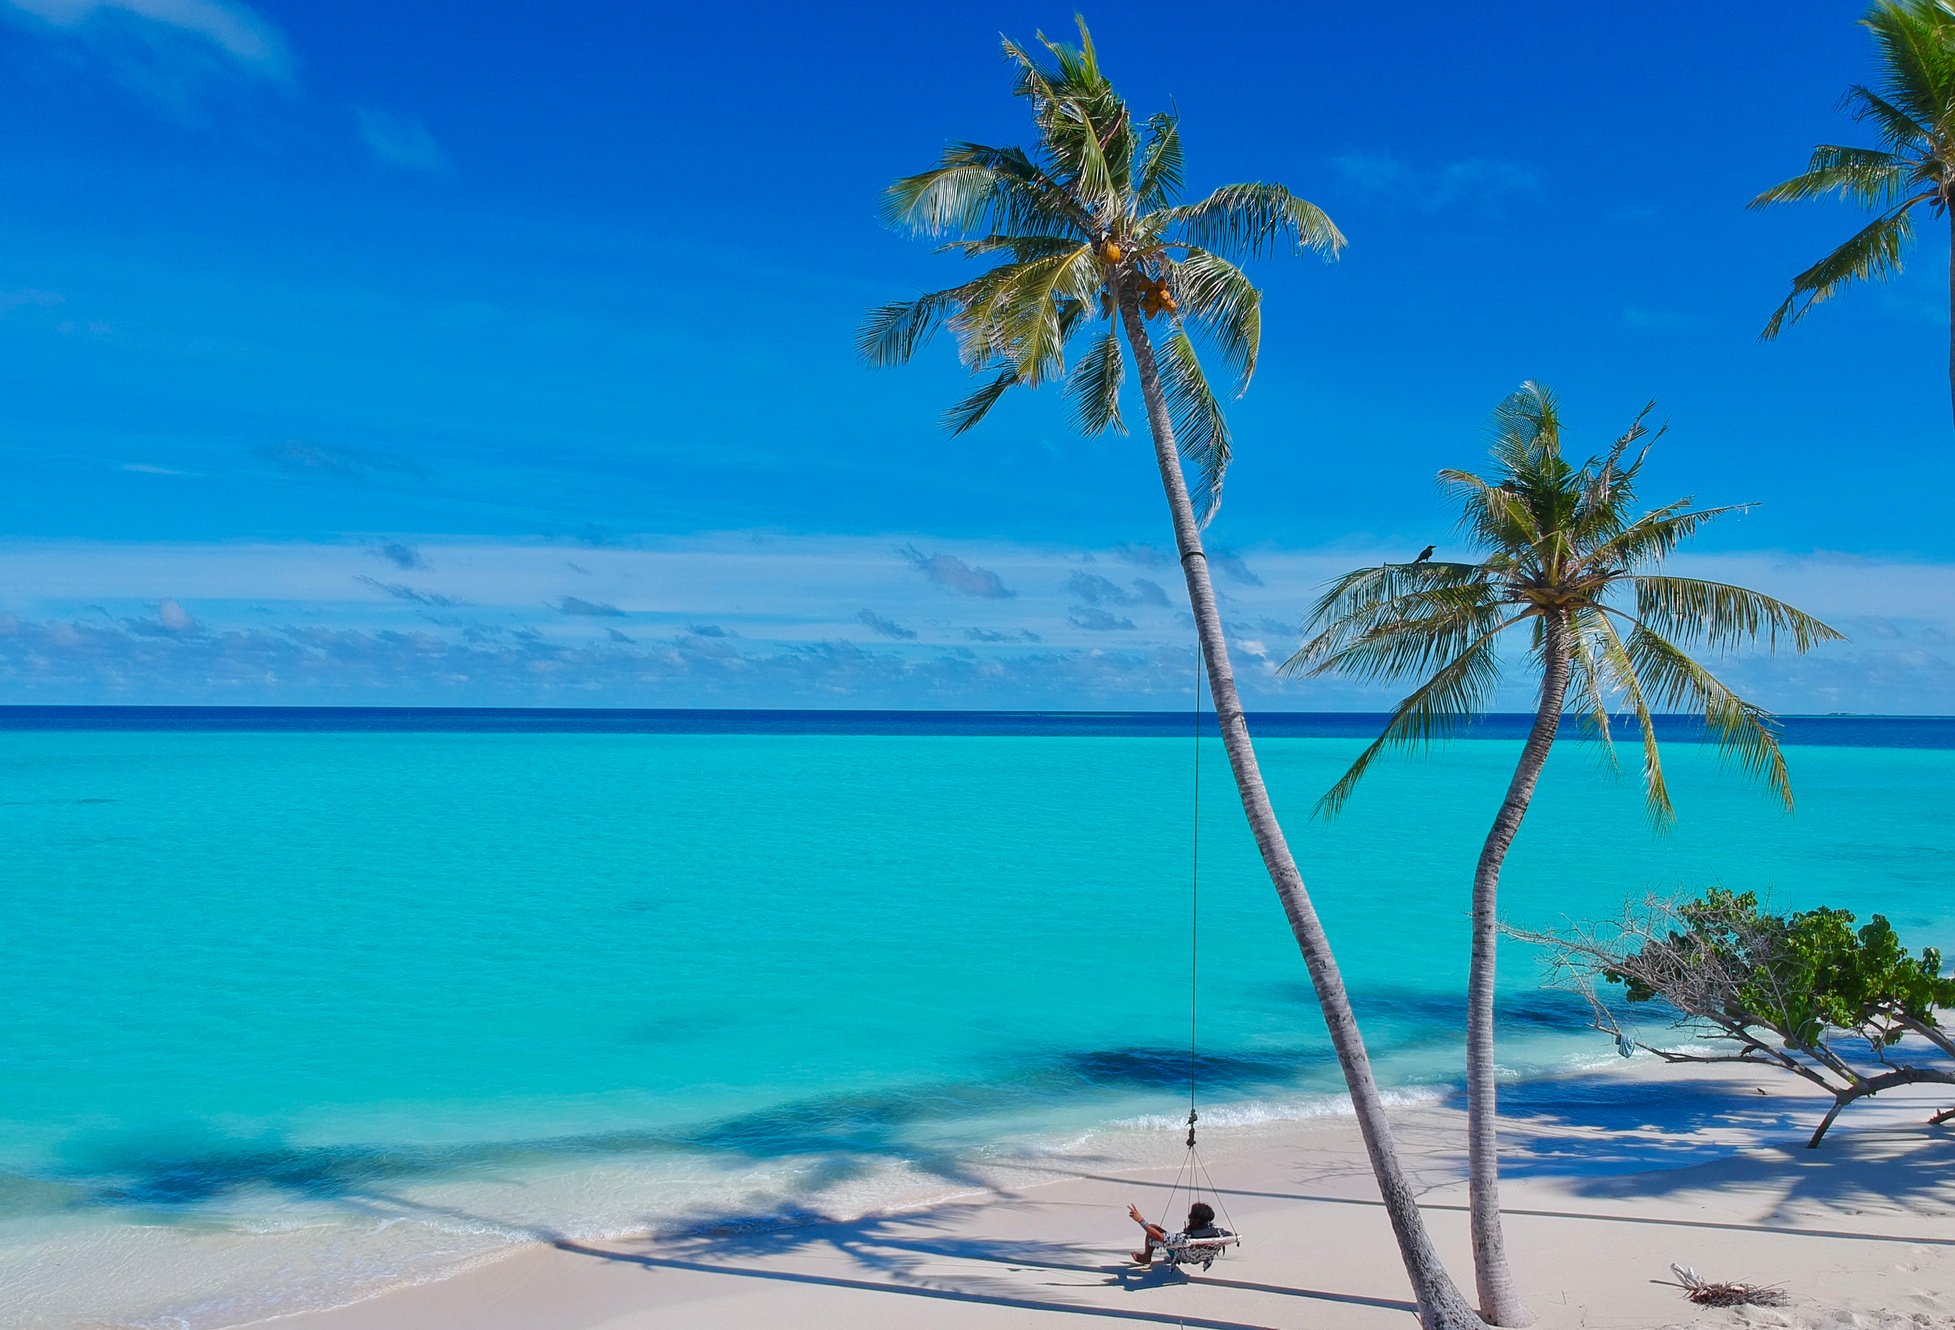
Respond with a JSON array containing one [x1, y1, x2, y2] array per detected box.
[[1117, 292, 1486, 1330], [1465, 611, 1570, 1327]]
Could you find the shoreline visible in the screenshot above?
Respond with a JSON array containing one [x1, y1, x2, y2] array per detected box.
[[257, 1057, 1955, 1330]]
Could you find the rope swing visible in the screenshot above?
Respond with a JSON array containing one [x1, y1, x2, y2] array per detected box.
[[1152, 634, 1241, 1266]]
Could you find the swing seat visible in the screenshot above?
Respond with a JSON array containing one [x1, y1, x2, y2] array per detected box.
[[1162, 1230, 1238, 1270]]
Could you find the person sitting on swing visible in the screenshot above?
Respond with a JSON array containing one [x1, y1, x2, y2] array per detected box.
[[1126, 1200, 1230, 1264]]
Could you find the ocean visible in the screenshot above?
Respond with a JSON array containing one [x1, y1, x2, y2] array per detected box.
[[2, 709, 1950, 1328]]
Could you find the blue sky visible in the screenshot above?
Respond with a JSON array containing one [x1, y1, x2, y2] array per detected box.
[[0, 0, 1949, 709]]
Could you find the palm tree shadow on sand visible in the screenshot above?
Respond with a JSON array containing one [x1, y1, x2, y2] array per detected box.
[[544, 1205, 1419, 1328]]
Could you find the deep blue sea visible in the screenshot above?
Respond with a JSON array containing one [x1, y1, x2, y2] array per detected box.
[[2, 709, 1950, 1327]]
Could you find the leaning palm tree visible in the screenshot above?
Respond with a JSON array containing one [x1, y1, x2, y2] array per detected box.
[[1285, 383, 1843, 1326], [1753, 0, 1955, 423], [860, 20, 1489, 1330]]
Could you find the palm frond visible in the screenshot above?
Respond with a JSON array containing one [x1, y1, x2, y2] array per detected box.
[[1761, 204, 1922, 338], [1564, 608, 1620, 773], [1750, 145, 1913, 209], [1591, 611, 1674, 824], [939, 264, 1021, 370], [944, 370, 1019, 435], [936, 234, 1087, 261], [1002, 23, 1132, 215], [870, 20, 1339, 492], [1289, 597, 1512, 687], [1625, 624, 1793, 810], [1161, 182, 1346, 262], [1631, 576, 1846, 654], [990, 247, 1102, 385], [1055, 94, 1124, 215], [1589, 501, 1751, 569], [1484, 387, 1579, 575], [1571, 405, 1660, 547], [881, 143, 1091, 239], [1597, 402, 1659, 482], [1862, 0, 1955, 131], [858, 287, 965, 367], [1315, 622, 1516, 819], [1170, 248, 1261, 391], [1288, 564, 1496, 673], [939, 253, 1094, 385], [1297, 561, 1490, 639], [1439, 467, 1540, 551], [1068, 329, 1126, 435], [1155, 327, 1231, 525], [1841, 82, 1935, 153], [1135, 109, 1183, 209], [1488, 381, 1562, 468], [1302, 383, 1834, 829], [1302, 575, 1497, 647]]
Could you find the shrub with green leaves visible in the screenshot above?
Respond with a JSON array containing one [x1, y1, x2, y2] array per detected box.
[[1517, 888, 1955, 1146]]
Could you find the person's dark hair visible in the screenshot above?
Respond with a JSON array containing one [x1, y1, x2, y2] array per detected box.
[[1186, 1202, 1215, 1229]]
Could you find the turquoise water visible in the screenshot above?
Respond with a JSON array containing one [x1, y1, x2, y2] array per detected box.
[[2, 720, 1950, 1326]]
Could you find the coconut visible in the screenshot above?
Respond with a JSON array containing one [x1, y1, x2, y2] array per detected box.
[[1103, 241, 1123, 263]]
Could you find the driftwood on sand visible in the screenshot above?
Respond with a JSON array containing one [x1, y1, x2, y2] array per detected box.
[[1658, 1263, 1789, 1308]]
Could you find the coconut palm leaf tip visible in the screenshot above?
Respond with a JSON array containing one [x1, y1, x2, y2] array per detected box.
[[1282, 383, 1846, 823], [857, 16, 1344, 523], [1752, 3, 1955, 357]]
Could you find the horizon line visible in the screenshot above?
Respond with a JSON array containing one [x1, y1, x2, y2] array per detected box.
[[1, 705, 1948, 720]]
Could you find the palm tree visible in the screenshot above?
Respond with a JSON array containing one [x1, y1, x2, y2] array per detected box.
[[1753, 0, 1955, 424], [860, 21, 1490, 1330], [1285, 383, 1843, 1326]]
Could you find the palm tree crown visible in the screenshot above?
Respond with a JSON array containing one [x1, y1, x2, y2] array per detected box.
[[858, 18, 1343, 520], [1286, 383, 1844, 818], [1753, 1, 1955, 395]]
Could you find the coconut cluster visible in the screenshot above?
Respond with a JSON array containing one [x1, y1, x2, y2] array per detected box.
[[1095, 237, 1177, 320], [1140, 275, 1178, 319]]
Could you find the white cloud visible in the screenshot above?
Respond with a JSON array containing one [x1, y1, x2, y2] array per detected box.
[[900, 543, 1015, 598], [856, 608, 917, 641], [3, 0, 291, 79], [0, 536, 1944, 713], [1331, 151, 1541, 215], [0, 288, 64, 315], [353, 106, 450, 174]]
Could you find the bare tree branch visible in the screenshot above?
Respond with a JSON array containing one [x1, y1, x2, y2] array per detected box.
[[1508, 890, 1955, 1146]]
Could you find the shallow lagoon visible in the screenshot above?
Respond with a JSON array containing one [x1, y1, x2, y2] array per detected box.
[[2, 716, 1949, 1325]]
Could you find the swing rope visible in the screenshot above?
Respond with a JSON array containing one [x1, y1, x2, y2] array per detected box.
[[1190, 635, 1201, 1131], [1153, 634, 1239, 1245]]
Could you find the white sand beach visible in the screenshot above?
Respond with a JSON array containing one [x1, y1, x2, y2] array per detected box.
[[270, 1058, 1955, 1330]]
